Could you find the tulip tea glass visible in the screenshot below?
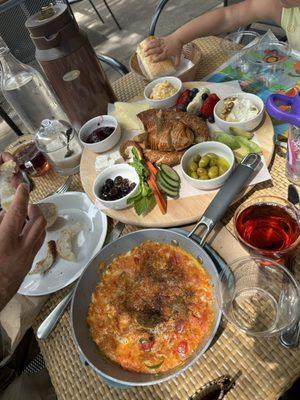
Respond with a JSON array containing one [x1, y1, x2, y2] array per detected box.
[[234, 195, 300, 267], [218, 256, 300, 337]]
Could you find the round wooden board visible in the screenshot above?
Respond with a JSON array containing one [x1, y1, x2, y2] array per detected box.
[[80, 82, 274, 227]]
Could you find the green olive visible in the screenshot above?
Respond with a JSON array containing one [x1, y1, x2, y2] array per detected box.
[[198, 155, 210, 168], [217, 157, 230, 168], [198, 173, 209, 180], [191, 171, 199, 179], [187, 161, 198, 173], [208, 166, 219, 179], [209, 158, 218, 167], [206, 153, 219, 160], [192, 154, 201, 163], [197, 167, 207, 176]]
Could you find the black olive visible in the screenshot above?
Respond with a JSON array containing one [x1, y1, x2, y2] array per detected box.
[[114, 176, 123, 186], [122, 178, 129, 186], [109, 187, 118, 198], [130, 182, 136, 191], [202, 92, 209, 101], [196, 111, 203, 118], [191, 88, 199, 95], [105, 178, 113, 189], [208, 115, 215, 123]]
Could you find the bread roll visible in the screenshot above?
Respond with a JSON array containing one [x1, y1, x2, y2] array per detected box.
[[38, 203, 58, 228], [0, 160, 17, 211], [137, 36, 176, 79]]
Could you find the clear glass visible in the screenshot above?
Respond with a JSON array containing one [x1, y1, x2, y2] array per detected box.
[[220, 31, 260, 78], [0, 38, 66, 134], [286, 124, 300, 186], [233, 195, 300, 266], [218, 256, 300, 337], [245, 41, 291, 88], [35, 119, 82, 176]]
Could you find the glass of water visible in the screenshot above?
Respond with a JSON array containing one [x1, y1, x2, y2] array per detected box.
[[217, 256, 300, 337], [220, 30, 260, 78]]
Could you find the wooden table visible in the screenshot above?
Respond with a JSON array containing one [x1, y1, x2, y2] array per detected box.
[[31, 36, 300, 400]]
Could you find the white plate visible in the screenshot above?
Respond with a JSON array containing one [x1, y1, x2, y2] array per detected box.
[[18, 192, 107, 296]]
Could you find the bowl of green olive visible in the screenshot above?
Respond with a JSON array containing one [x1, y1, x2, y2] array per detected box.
[[181, 141, 235, 190]]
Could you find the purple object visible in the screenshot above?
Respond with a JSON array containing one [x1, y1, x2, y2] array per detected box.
[[266, 93, 300, 127]]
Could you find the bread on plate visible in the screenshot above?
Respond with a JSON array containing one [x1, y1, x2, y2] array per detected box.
[[137, 36, 176, 79]]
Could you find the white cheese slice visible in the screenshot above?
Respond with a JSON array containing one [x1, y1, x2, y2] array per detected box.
[[111, 102, 149, 131], [95, 151, 123, 172]]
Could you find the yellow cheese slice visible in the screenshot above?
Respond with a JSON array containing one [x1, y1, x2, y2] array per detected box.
[[112, 102, 149, 131]]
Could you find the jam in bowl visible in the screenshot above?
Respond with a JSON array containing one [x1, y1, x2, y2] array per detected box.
[[79, 115, 121, 153]]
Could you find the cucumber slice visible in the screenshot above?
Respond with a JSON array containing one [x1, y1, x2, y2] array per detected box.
[[156, 175, 179, 198], [160, 164, 180, 182], [158, 171, 180, 189], [157, 173, 179, 192]]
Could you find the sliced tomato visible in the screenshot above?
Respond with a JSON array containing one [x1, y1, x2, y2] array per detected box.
[[139, 338, 154, 352], [177, 340, 188, 357], [175, 319, 185, 333]]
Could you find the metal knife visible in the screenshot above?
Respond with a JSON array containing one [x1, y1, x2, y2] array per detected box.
[[36, 221, 125, 340], [279, 185, 300, 348]]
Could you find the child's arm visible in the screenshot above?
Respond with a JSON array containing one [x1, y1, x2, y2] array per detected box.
[[144, 0, 282, 65]]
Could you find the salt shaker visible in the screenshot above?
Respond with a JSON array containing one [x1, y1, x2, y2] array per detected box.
[[266, 92, 300, 186], [35, 119, 83, 176]]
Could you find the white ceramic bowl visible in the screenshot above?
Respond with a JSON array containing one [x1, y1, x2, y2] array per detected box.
[[93, 164, 139, 210], [79, 115, 121, 153], [144, 76, 182, 109], [181, 142, 235, 190], [214, 92, 264, 133]]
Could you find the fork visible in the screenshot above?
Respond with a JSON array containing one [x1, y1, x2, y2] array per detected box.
[[43, 175, 73, 199]]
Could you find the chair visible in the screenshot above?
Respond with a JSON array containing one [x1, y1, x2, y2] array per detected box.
[[67, 0, 121, 30], [0, 0, 127, 136]]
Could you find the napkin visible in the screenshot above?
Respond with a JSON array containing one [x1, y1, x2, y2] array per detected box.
[[0, 294, 48, 366]]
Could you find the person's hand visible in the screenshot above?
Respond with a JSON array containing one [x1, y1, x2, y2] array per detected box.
[[0, 184, 46, 310], [143, 33, 183, 66], [0, 151, 21, 188]]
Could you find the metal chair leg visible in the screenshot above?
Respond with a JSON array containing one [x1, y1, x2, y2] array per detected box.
[[0, 105, 23, 136], [88, 0, 105, 24], [102, 0, 122, 30]]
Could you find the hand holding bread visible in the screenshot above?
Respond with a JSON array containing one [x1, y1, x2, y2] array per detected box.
[[137, 36, 177, 79], [141, 34, 183, 68]]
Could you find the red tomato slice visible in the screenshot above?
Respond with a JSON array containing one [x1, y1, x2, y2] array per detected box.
[[177, 340, 188, 357], [139, 338, 154, 352]]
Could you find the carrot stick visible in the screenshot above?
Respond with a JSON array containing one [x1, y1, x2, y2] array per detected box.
[[146, 161, 158, 176], [147, 177, 167, 215]]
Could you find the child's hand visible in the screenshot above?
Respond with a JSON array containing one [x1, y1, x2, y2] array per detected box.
[[144, 34, 183, 67]]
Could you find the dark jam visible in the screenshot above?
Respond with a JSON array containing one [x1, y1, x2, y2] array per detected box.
[[236, 203, 300, 252], [85, 126, 114, 144]]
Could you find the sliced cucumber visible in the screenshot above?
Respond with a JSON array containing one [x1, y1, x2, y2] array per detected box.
[[158, 171, 180, 189], [157, 173, 179, 192], [156, 175, 179, 198], [160, 164, 180, 182]]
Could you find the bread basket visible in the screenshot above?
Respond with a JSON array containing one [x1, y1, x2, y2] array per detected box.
[[129, 42, 202, 82]]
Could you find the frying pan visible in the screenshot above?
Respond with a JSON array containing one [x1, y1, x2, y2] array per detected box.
[[71, 153, 261, 387]]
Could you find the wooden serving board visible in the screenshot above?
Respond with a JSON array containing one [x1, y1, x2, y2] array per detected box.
[[80, 82, 274, 227]]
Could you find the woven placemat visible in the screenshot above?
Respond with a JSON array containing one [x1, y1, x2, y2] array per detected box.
[[30, 37, 300, 400]]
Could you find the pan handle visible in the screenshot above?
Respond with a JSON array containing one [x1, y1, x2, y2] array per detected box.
[[188, 153, 262, 245]]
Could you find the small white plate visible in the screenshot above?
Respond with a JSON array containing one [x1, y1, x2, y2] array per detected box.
[[18, 192, 107, 296]]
